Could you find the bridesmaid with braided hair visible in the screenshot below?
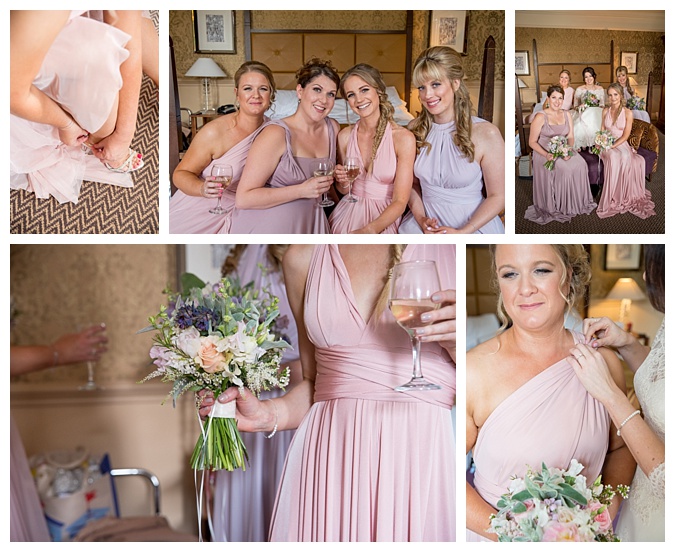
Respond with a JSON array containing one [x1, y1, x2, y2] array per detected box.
[[199, 244, 457, 541], [330, 64, 416, 233], [399, 46, 504, 234]]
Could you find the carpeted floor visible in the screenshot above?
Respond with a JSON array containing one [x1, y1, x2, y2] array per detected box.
[[514, 129, 665, 234], [10, 13, 159, 235]]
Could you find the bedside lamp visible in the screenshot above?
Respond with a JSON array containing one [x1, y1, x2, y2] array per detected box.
[[185, 58, 227, 114], [606, 277, 646, 328]]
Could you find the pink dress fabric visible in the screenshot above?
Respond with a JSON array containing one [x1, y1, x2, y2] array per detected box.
[[11, 415, 51, 541], [525, 112, 596, 224], [466, 331, 611, 541], [269, 244, 456, 542], [228, 119, 333, 234], [398, 117, 504, 234], [10, 11, 134, 204], [169, 121, 267, 234], [212, 245, 299, 542], [329, 121, 400, 234], [597, 108, 655, 219]]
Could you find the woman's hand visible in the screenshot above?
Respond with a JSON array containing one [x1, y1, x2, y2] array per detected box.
[[200, 176, 226, 199], [418, 216, 442, 233], [58, 120, 89, 147], [91, 132, 141, 170], [415, 289, 457, 359], [298, 174, 333, 199], [197, 387, 272, 433], [53, 324, 108, 365], [545, 152, 554, 162], [583, 316, 632, 349], [567, 343, 621, 404]]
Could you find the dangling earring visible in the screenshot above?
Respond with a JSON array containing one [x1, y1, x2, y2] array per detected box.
[[235, 99, 240, 110]]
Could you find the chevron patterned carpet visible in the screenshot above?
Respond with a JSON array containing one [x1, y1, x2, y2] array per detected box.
[[10, 12, 159, 235]]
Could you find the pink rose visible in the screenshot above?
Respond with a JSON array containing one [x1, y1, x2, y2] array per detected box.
[[592, 504, 612, 534], [542, 522, 581, 542], [197, 339, 227, 373]]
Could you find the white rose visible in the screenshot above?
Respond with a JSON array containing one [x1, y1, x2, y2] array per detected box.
[[175, 327, 201, 358]]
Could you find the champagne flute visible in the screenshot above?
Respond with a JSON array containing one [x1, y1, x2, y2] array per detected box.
[[314, 158, 334, 208], [208, 164, 233, 215], [388, 260, 442, 392], [77, 323, 105, 391], [343, 156, 360, 203]]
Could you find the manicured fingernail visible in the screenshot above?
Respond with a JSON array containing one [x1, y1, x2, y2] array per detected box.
[[420, 313, 431, 322]]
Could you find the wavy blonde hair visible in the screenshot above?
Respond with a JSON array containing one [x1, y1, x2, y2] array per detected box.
[[489, 244, 591, 333], [373, 244, 407, 321], [340, 64, 395, 173], [615, 66, 634, 97], [607, 83, 626, 126], [221, 245, 289, 280], [409, 46, 475, 161]]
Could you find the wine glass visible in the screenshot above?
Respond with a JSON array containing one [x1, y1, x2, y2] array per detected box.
[[343, 156, 360, 203], [388, 260, 442, 392], [208, 164, 233, 215], [313, 158, 334, 208], [77, 323, 105, 391]]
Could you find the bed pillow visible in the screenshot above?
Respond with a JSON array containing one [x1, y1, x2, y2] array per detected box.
[[265, 90, 298, 119], [386, 86, 405, 108]]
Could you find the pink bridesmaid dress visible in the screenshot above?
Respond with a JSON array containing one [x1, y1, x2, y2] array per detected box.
[[228, 119, 333, 234], [466, 332, 611, 541], [597, 108, 655, 219], [169, 123, 267, 234], [11, 416, 51, 541], [269, 244, 456, 542], [212, 245, 299, 541], [329, 121, 400, 234], [10, 11, 135, 204]]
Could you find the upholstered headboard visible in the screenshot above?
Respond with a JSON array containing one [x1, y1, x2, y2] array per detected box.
[[243, 11, 412, 105]]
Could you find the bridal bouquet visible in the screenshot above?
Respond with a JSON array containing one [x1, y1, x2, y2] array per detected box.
[[139, 273, 290, 471], [591, 130, 616, 155], [577, 92, 601, 113], [488, 460, 629, 542], [545, 136, 574, 171], [626, 95, 646, 111]]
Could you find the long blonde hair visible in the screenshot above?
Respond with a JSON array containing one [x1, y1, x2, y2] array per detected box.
[[615, 66, 634, 97], [409, 46, 475, 161], [373, 244, 407, 320], [607, 83, 626, 126], [221, 245, 289, 279], [340, 64, 395, 173], [489, 244, 591, 333]]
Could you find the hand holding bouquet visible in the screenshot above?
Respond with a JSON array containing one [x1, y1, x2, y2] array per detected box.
[[139, 273, 290, 471], [591, 130, 616, 155], [544, 135, 574, 171], [626, 95, 646, 111], [488, 460, 629, 542]]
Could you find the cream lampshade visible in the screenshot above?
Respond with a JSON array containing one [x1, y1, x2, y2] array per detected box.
[[606, 277, 646, 326], [185, 58, 227, 114]]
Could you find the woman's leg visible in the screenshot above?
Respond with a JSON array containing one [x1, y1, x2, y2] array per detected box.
[[141, 15, 158, 87]]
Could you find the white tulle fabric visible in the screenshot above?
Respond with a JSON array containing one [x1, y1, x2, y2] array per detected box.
[[616, 320, 665, 541]]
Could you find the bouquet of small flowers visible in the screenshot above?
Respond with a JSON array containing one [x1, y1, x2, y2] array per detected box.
[[544, 135, 574, 171], [576, 92, 601, 113], [139, 273, 290, 471], [591, 130, 616, 155], [626, 95, 646, 111], [488, 460, 629, 542]]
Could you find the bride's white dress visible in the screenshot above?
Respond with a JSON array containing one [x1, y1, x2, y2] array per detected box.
[[616, 320, 665, 541], [572, 87, 605, 149]]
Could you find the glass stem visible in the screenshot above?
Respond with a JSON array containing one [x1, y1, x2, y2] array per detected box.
[[87, 362, 95, 384], [410, 334, 423, 380]]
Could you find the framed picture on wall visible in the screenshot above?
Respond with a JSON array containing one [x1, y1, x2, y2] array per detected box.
[[429, 10, 468, 54], [193, 10, 236, 54], [620, 51, 638, 74], [515, 50, 530, 76], [604, 244, 642, 270]]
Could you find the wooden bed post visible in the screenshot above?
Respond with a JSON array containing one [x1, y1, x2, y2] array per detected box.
[[532, 39, 539, 95], [405, 11, 413, 108], [515, 73, 527, 155], [244, 11, 252, 61], [478, 35, 495, 123]]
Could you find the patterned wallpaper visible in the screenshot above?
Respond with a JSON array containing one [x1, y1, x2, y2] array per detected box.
[[10, 245, 178, 387], [170, 10, 505, 83], [516, 27, 664, 89]]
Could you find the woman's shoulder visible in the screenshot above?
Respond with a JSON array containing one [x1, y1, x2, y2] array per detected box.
[[391, 123, 416, 146], [471, 118, 504, 144]]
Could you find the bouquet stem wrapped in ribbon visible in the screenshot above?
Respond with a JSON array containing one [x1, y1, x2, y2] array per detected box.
[[544, 135, 574, 171], [488, 460, 629, 542], [139, 273, 290, 472]]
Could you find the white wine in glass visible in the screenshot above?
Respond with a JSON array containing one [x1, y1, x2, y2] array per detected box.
[[209, 164, 233, 215], [77, 323, 105, 391], [343, 156, 360, 203], [389, 260, 442, 391], [313, 158, 334, 207]]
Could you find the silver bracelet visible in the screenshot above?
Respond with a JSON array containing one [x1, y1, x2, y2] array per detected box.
[[263, 399, 278, 439], [467, 221, 477, 233], [617, 409, 640, 436]]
